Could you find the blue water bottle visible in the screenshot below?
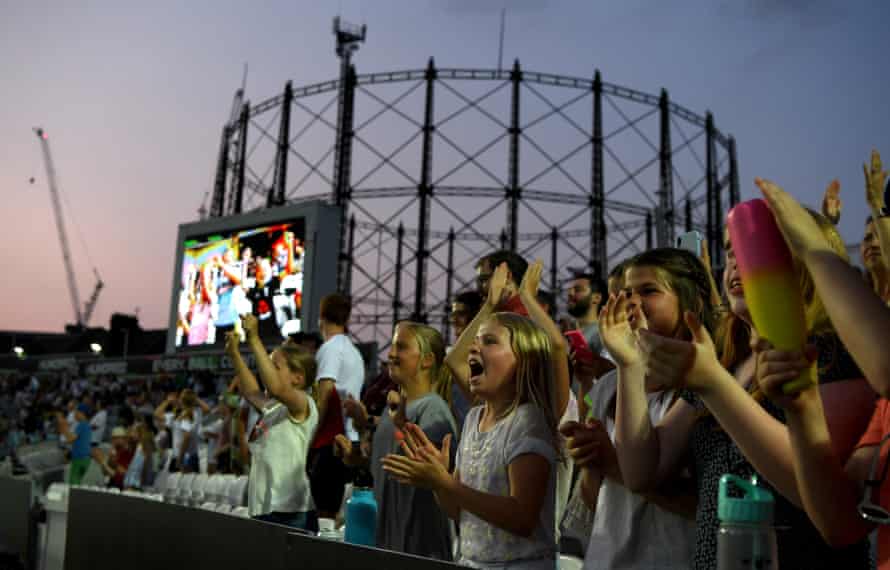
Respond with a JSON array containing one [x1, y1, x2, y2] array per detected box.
[[344, 487, 377, 547]]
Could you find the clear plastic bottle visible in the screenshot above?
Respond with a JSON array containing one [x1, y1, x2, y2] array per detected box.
[[717, 474, 778, 570], [317, 517, 343, 541]]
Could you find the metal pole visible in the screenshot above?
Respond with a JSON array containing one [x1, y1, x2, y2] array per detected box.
[[685, 198, 693, 232], [500, 229, 508, 251], [646, 211, 654, 251], [345, 215, 356, 295], [271, 81, 293, 207], [658, 89, 674, 248], [211, 125, 230, 218], [232, 102, 249, 215], [335, 64, 358, 293], [550, 227, 559, 318], [444, 227, 455, 345], [506, 59, 521, 252], [413, 58, 436, 323], [705, 112, 716, 264], [393, 223, 405, 325], [728, 136, 740, 207], [591, 70, 606, 277]]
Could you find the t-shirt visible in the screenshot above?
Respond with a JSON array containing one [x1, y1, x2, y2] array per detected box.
[[370, 393, 457, 560], [583, 370, 694, 570], [581, 321, 606, 358], [680, 333, 871, 570], [248, 397, 318, 517], [71, 421, 92, 460], [316, 334, 365, 441], [246, 276, 282, 339], [172, 411, 201, 458], [555, 392, 579, 544], [90, 409, 107, 445], [856, 398, 890, 570], [456, 403, 557, 566]]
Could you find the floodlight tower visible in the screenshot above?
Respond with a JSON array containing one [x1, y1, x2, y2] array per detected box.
[[332, 17, 366, 293]]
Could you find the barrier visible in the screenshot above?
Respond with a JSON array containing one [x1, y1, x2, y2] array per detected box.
[[0, 476, 33, 566], [64, 488, 461, 570]]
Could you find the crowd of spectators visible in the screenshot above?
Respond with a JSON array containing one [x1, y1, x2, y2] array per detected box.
[[6, 150, 890, 570]]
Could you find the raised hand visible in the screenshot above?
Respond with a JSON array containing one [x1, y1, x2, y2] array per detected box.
[[599, 293, 640, 368], [224, 331, 240, 357], [757, 178, 833, 258], [487, 262, 510, 308], [560, 419, 612, 470], [519, 259, 543, 300], [864, 149, 888, 214], [342, 395, 369, 429], [821, 179, 842, 225], [333, 434, 363, 467], [638, 311, 718, 392], [241, 314, 259, 339]]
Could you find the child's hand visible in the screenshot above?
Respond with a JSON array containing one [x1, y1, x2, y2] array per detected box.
[[599, 293, 640, 368], [487, 262, 510, 308], [224, 331, 239, 356], [241, 314, 259, 339], [519, 259, 542, 301], [753, 336, 818, 413], [560, 420, 613, 471], [381, 423, 452, 490], [637, 311, 719, 392], [864, 149, 888, 214]]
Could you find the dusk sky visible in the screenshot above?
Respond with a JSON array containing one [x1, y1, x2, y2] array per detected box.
[[3, 0, 889, 334]]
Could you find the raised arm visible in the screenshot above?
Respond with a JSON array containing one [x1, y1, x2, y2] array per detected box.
[[241, 314, 308, 419], [518, 260, 570, 417], [223, 327, 269, 413], [605, 294, 697, 492], [762, 361, 876, 547], [444, 264, 509, 400], [760, 177, 890, 397]]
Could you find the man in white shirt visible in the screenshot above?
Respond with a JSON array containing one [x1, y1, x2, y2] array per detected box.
[[308, 293, 365, 518], [89, 398, 108, 446]]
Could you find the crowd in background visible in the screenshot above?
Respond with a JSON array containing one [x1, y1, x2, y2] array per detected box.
[[4, 149, 890, 570]]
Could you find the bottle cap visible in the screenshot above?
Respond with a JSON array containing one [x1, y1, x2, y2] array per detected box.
[[718, 474, 774, 524]]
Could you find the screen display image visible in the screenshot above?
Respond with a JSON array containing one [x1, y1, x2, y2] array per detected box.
[[174, 219, 306, 348]]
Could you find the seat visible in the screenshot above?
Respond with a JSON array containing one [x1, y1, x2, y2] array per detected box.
[[163, 472, 182, 503], [226, 475, 249, 507]]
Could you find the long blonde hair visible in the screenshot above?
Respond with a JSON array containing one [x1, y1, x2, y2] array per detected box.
[[488, 312, 562, 459]]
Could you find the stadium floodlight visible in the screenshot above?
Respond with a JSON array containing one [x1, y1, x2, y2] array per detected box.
[[13, 346, 25, 359], [89, 343, 103, 354]]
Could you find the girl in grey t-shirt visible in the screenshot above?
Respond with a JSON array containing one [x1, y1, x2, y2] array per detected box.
[[384, 312, 563, 570]]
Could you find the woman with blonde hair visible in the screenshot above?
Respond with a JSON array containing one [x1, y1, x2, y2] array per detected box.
[[383, 303, 563, 569], [336, 321, 458, 560], [612, 194, 875, 568]]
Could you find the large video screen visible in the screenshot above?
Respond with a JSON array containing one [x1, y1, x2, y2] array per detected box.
[[167, 201, 340, 353]]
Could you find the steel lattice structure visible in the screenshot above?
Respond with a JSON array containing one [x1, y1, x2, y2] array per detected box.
[[209, 56, 739, 351]]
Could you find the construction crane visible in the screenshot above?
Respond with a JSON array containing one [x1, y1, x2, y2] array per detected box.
[[33, 127, 104, 329]]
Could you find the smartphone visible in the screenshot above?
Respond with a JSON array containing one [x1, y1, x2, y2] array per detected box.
[[564, 330, 595, 365], [676, 230, 704, 257]]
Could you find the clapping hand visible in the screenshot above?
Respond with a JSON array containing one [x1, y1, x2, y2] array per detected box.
[[757, 178, 833, 259], [864, 149, 888, 214], [381, 423, 453, 490], [637, 311, 718, 392], [821, 179, 842, 225], [598, 293, 642, 368]]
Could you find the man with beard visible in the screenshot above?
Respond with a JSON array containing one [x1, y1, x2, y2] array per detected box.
[[565, 271, 608, 357]]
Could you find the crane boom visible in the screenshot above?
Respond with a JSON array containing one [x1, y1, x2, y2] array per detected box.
[[33, 127, 85, 327]]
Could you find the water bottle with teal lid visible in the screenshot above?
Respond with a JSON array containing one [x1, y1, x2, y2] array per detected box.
[[717, 474, 778, 570], [344, 487, 377, 547]]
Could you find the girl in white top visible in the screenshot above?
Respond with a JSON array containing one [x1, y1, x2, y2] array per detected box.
[[225, 314, 318, 532], [384, 261, 564, 570]]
